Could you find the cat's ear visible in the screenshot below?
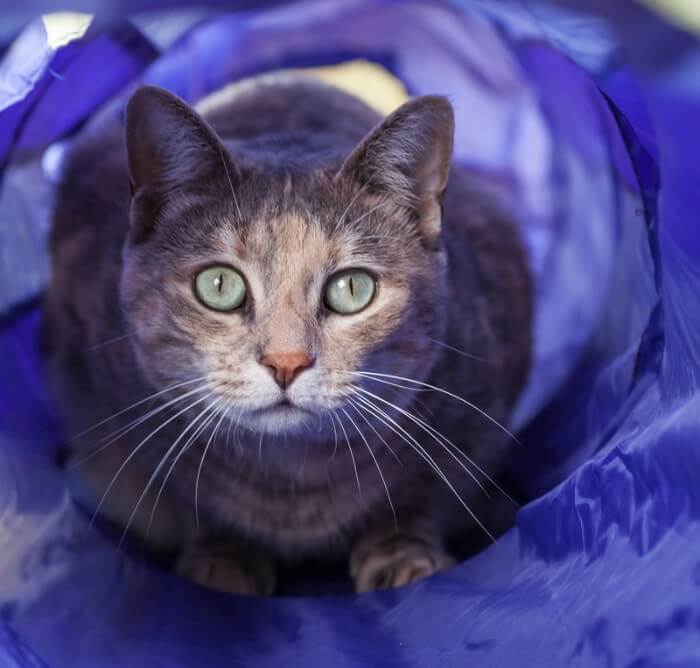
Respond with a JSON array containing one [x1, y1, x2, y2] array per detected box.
[[125, 85, 234, 240], [338, 96, 454, 245]]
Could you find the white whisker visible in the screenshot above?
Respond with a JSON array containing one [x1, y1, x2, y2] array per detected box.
[[223, 404, 237, 456], [347, 396, 402, 467], [349, 370, 520, 446], [355, 386, 490, 498], [355, 382, 516, 502], [341, 406, 397, 530], [336, 183, 367, 228], [47, 332, 136, 369], [396, 405, 515, 504], [297, 439, 311, 477], [335, 409, 361, 496], [345, 201, 386, 229], [119, 393, 222, 545], [68, 382, 213, 471], [196, 404, 230, 527], [86, 389, 216, 537], [427, 337, 493, 363], [352, 392, 495, 541], [66, 374, 212, 445], [328, 410, 339, 461], [232, 410, 244, 454], [220, 147, 243, 221], [145, 397, 227, 538], [258, 431, 265, 463]]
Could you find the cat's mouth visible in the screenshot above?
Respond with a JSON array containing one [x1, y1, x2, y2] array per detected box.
[[247, 398, 315, 433], [263, 397, 309, 412]]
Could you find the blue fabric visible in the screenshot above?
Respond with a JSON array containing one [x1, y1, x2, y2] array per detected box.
[[1, 1, 699, 666]]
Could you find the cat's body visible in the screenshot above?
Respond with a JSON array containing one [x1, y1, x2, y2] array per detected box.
[[42, 74, 532, 594]]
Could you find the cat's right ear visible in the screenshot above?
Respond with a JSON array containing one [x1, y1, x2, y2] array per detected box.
[[125, 85, 235, 241]]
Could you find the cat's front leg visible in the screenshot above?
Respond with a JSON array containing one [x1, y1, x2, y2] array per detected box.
[[176, 536, 277, 596], [350, 521, 455, 593]]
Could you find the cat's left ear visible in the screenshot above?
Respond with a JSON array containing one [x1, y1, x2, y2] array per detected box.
[[337, 96, 454, 245]]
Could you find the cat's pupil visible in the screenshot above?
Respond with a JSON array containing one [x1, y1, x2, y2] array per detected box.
[[349, 276, 355, 297], [215, 274, 223, 292]]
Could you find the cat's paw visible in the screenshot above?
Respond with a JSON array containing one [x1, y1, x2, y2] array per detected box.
[[350, 533, 455, 593], [176, 541, 276, 596]]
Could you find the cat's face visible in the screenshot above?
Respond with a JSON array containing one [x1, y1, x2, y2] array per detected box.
[[120, 85, 453, 438]]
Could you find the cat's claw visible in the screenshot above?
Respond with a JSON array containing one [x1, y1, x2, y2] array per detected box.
[[351, 534, 455, 593], [176, 541, 276, 596]]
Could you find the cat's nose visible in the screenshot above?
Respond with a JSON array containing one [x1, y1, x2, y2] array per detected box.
[[260, 351, 315, 389]]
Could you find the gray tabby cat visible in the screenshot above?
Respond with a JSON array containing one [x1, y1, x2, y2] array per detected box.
[[42, 73, 532, 595]]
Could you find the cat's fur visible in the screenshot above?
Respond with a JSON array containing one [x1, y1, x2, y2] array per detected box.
[[42, 73, 532, 595]]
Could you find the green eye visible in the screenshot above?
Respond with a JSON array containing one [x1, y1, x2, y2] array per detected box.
[[324, 269, 376, 315], [194, 265, 246, 311]]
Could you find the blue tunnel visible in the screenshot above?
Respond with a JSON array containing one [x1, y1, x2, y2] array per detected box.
[[1, 1, 700, 666]]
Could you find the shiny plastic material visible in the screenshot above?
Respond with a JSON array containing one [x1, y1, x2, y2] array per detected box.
[[1, 2, 699, 666]]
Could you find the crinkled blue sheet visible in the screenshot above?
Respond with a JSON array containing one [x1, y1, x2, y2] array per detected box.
[[1, 1, 700, 666]]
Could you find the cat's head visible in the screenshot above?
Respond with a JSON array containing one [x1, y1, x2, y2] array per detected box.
[[120, 84, 453, 438]]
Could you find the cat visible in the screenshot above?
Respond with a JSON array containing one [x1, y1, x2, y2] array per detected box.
[[41, 72, 532, 595]]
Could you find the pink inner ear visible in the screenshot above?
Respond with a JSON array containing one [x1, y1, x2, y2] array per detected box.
[[416, 138, 452, 196], [412, 136, 452, 240]]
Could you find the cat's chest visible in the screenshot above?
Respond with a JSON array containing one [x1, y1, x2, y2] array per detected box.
[[174, 440, 396, 554]]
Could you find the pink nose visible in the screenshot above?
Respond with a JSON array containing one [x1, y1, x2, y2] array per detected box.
[[260, 351, 314, 389]]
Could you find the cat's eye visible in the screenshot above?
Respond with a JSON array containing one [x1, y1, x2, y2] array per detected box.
[[324, 269, 376, 315], [194, 265, 246, 311]]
